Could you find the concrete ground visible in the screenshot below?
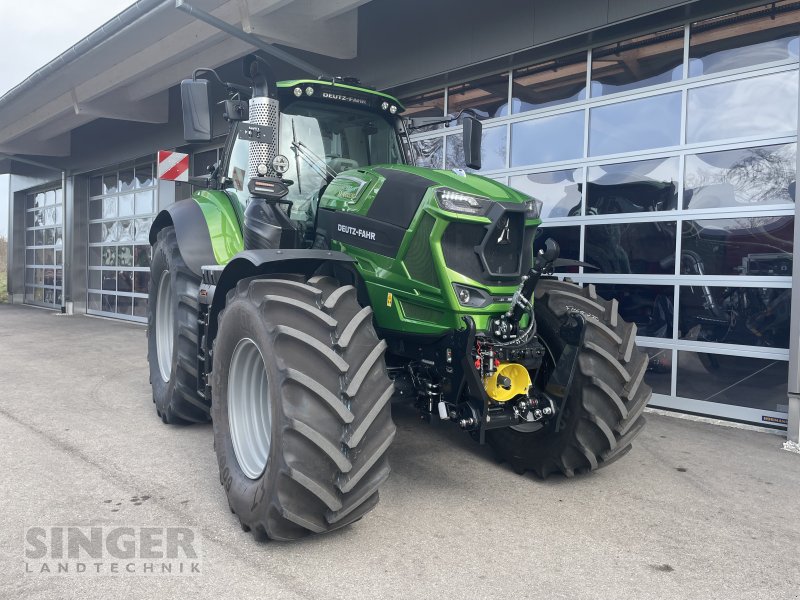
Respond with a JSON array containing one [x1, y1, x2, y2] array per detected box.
[[0, 303, 798, 600]]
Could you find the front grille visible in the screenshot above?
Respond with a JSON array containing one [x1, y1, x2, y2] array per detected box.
[[441, 216, 535, 286]]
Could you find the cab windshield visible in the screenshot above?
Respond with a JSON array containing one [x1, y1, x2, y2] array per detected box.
[[225, 101, 404, 222]]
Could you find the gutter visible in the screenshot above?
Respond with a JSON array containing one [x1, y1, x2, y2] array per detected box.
[[0, 0, 172, 112]]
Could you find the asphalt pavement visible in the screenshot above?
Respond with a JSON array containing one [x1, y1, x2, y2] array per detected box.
[[0, 303, 798, 600]]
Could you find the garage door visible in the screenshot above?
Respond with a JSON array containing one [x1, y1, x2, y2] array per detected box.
[[86, 160, 156, 323], [24, 186, 63, 309]]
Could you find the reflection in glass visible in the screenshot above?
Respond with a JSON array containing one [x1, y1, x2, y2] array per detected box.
[[681, 217, 793, 277], [643, 347, 673, 395], [412, 138, 443, 169], [118, 246, 134, 268], [117, 271, 133, 293], [133, 298, 148, 318], [534, 226, 580, 262], [591, 27, 684, 96], [135, 164, 154, 188], [117, 296, 133, 315], [684, 144, 796, 209], [511, 110, 584, 167], [448, 72, 509, 120], [134, 191, 154, 215], [512, 52, 586, 113], [687, 71, 798, 143], [102, 246, 117, 267], [193, 149, 218, 177], [585, 221, 676, 274], [103, 173, 118, 195], [403, 89, 445, 131], [444, 126, 506, 171], [134, 272, 150, 294], [90, 177, 103, 197], [689, 2, 800, 77], [679, 285, 791, 348], [135, 218, 152, 242], [103, 197, 117, 219], [587, 157, 679, 215], [676, 351, 788, 412], [589, 93, 681, 156], [118, 194, 134, 217], [595, 284, 675, 338], [509, 168, 582, 218], [119, 168, 135, 192], [135, 245, 151, 268]]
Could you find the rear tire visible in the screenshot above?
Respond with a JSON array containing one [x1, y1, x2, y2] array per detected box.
[[486, 280, 650, 477], [212, 275, 396, 541], [146, 226, 209, 424]]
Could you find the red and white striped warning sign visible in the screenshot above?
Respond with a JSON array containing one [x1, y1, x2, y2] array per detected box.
[[157, 150, 190, 182]]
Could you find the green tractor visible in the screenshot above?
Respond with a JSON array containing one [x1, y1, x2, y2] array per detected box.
[[147, 55, 650, 541]]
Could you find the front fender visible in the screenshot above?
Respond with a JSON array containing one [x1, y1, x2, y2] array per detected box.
[[149, 190, 244, 276]]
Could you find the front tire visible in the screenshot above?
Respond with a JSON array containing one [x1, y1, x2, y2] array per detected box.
[[146, 226, 209, 424], [487, 280, 650, 477], [212, 275, 396, 541]]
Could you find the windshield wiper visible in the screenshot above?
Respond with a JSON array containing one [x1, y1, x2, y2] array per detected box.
[[290, 140, 338, 183]]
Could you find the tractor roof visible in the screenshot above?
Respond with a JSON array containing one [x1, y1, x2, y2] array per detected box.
[[277, 79, 404, 112]]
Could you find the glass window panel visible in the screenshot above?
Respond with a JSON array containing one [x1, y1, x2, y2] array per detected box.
[[509, 168, 582, 219], [103, 172, 118, 195], [117, 295, 133, 316], [118, 194, 135, 217], [102, 246, 117, 267], [642, 347, 673, 394], [35, 269, 44, 285], [88, 270, 101, 290], [55, 206, 62, 225], [119, 167, 135, 192], [534, 226, 580, 262], [25, 211, 33, 227], [512, 52, 587, 113], [43, 288, 55, 305], [55, 290, 62, 305], [679, 285, 791, 348], [117, 245, 134, 267], [585, 221, 677, 274], [88, 293, 102, 311], [89, 223, 103, 243], [591, 27, 685, 96], [25, 268, 34, 284], [25, 249, 34, 265], [681, 216, 793, 277], [25, 230, 33, 246], [35, 249, 44, 265], [587, 157, 679, 215], [134, 190, 154, 215], [34, 193, 45, 208], [43, 207, 54, 226], [444, 126, 507, 171], [687, 71, 798, 143], [89, 176, 103, 197], [102, 271, 116, 291], [43, 269, 54, 286], [595, 283, 676, 338], [447, 72, 509, 120], [44, 228, 54, 245], [133, 298, 148, 318], [683, 143, 796, 209], [103, 197, 117, 219], [54, 231, 62, 248], [55, 250, 62, 266], [25, 195, 34, 210], [511, 110, 584, 167], [89, 199, 102, 220], [89, 247, 101, 266], [402, 89, 446, 128], [589, 93, 681, 156], [45, 190, 55, 206], [43, 248, 54, 265], [676, 351, 788, 412], [134, 245, 151, 268], [34, 287, 44, 302], [134, 272, 150, 294], [135, 218, 152, 242], [135, 164, 154, 188], [103, 221, 121, 243], [689, 3, 800, 77], [117, 271, 133, 293], [102, 294, 116, 313], [55, 269, 62, 287], [412, 137, 443, 169], [34, 229, 43, 245], [55, 188, 62, 205], [118, 220, 134, 242]]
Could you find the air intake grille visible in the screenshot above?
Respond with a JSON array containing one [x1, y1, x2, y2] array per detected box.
[[400, 301, 444, 323], [247, 97, 280, 180], [404, 214, 438, 287]]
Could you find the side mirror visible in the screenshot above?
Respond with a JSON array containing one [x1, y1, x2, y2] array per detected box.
[[462, 116, 482, 170], [180, 79, 212, 142]]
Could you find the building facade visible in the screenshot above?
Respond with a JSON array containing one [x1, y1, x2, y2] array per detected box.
[[1, 0, 798, 435]]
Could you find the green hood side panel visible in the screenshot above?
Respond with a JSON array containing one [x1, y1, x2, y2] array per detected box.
[[192, 189, 244, 265], [319, 165, 540, 336]]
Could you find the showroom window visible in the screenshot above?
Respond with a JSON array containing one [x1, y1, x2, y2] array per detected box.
[[405, 0, 800, 426], [24, 185, 63, 309], [87, 159, 157, 323]]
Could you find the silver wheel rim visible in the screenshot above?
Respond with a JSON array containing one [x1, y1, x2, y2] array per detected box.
[[155, 270, 173, 383], [228, 338, 271, 480]]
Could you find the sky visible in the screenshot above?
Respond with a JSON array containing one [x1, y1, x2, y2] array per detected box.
[[0, 0, 137, 97]]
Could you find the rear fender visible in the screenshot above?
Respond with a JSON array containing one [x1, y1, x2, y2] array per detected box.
[[149, 190, 244, 276]]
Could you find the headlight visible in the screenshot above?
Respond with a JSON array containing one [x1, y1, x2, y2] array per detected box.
[[452, 283, 492, 308], [524, 198, 543, 220], [436, 188, 492, 216]]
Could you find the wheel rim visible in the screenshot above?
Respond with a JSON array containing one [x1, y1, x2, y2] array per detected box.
[[227, 338, 272, 480], [155, 270, 174, 383]]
